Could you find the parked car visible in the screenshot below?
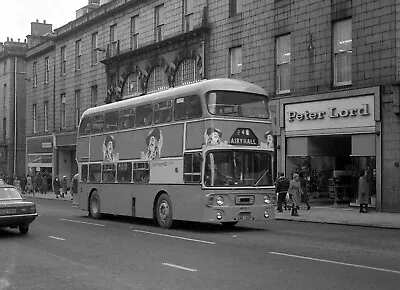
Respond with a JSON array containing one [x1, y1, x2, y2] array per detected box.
[[0, 184, 38, 234], [0, 178, 6, 185]]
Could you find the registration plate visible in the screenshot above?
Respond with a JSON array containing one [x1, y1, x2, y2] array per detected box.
[[238, 212, 252, 220], [0, 208, 17, 215]]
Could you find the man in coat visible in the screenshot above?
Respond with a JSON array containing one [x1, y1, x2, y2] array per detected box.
[[358, 170, 369, 213], [275, 172, 290, 212]]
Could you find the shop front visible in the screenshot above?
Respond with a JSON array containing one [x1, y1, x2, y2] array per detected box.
[[277, 87, 381, 210], [26, 135, 54, 190], [54, 132, 78, 183]]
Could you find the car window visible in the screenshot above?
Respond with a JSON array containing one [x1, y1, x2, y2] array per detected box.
[[0, 187, 22, 199]]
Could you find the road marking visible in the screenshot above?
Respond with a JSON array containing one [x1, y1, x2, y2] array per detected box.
[[59, 218, 105, 227], [162, 263, 198, 272], [49, 236, 65, 241], [270, 252, 400, 275], [133, 229, 216, 245]]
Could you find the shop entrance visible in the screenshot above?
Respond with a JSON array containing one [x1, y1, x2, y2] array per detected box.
[[286, 135, 376, 206]]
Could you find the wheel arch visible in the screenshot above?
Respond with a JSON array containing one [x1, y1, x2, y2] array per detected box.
[[87, 187, 99, 212]]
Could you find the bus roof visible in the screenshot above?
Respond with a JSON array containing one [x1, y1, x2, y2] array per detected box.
[[81, 78, 267, 118]]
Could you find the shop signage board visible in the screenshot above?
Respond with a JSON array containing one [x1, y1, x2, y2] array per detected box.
[[285, 95, 375, 132]]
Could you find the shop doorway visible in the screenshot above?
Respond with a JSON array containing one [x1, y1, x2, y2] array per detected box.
[[286, 135, 376, 205]]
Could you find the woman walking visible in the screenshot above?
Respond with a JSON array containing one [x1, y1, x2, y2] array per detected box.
[[288, 173, 302, 216], [358, 170, 369, 213]]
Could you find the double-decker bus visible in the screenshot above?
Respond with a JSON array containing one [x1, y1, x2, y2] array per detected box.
[[75, 78, 276, 228]]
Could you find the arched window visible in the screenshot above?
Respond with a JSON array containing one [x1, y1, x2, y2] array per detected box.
[[122, 73, 141, 98], [174, 58, 200, 87], [147, 66, 168, 93]]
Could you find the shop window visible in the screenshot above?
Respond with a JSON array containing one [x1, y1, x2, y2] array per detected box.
[[174, 95, 202, 120], [154, 100, 172, 124], [104, 111, 119, 132], [102, 163, 116, 183], [133, 162, 149, 183], [89, 164, 101, 183], [183, 152, 201, 183], [136, 104, 153, 127], [81, 164, 88, 183], [117, 162, 132, 183], [119, 108, 135, 129]]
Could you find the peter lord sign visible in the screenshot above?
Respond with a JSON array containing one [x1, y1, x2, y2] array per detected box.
[[285, 94, 375, 132]]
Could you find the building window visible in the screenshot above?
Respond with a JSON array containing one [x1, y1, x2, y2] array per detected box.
[[184, 0, 194, 32], [230, 46, 242, 75], [174, 58, 200, 86], [33, 104, 37, 133], [44, 57, 50, 84], [122, 73, 141, 98], [147, 66, 168, 93], [110, 24, 118, 57], [3, 61, 6, 74], [155, 4, 164, 42], [75, 90, 81, 127], [44, 101, 49, 132], [333, 19, 352, 86], [61, 46, 66, 75], [33, 62, 37, 87], [75, 40, 82, 71], [91, 33, 98, 65], [61, 94, 66, 129], [91, 85, 98, 107], [276, 34, 291, 93], [131, 16, 139, 50], [3, 84, 6, 107], [229, 0, 243, 17]]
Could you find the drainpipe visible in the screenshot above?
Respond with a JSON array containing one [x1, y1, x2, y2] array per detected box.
[[14, 56, 17, 176]]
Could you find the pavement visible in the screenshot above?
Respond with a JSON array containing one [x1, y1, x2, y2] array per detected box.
[[23, 191, 400, 230]]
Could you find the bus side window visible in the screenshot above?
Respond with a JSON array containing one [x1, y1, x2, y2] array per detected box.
[[133, 162, 149, 183], [81, 164, 88, 183], [117, 162, 132, 183], [89, 164, 101, 183], [79, 117, 91, 136], [104, 111, 119, 132], [91, 115, 104, 134], [183, 152, 201, 183], [154, 100, 172, 124], [118, 108, 135, 129], [102, 164, 116, 183], [136, 104, 153, 127], [175, 95, 202, 121]]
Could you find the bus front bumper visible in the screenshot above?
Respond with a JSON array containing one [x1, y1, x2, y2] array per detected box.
[[203, 205, 275, 223]]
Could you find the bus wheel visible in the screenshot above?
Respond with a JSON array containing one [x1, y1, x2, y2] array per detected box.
[[221, 221, 238, 228], [89, 191, 101, 219], [155, 193, 174, 229]]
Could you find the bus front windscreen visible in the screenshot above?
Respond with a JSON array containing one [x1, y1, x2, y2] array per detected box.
[[204, 151, 273, 187], [206, 91, 269, 119]]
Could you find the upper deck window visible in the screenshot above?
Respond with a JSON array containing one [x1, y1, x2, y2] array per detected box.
[[136, 104, 153, 127], [79, 117, 91, 136], [206, 91, 269, 119], [174, 95, 202, 120], [92, 115, 104, 134], [104, 111, 119, 132]]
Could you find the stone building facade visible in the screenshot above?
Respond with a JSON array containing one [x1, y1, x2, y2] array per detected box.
[[23, 0, 400, 212], [0, 38, 28, 178]]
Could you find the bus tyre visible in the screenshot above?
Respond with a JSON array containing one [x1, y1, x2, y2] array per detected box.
[[89, 191, 101, 219], [221, 221, 238, 228], [155, 193, 174, 229]]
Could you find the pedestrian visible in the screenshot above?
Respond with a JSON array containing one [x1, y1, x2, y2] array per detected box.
[[60, 176, 68, 198], [13, 176, 21, 191], [53, 175, 61, 198], [275, 172, 290, 212], [20, 175, 27, 194], [26, 174, 33, 194], [299, 172, 311, 210], [358, 169, 369, 213], [287, 173, 301, 216], [34, 172, 41, 193], [41, 172, 48, 194], [70, 173, 78, 201]]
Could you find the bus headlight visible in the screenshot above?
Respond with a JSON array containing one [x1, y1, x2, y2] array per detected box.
[[264, 195, 271, 204], [216, 211, 223, 220], [264, 210, 269, 218], [207, 195, 214, 206], [216, 196, 224, 206]]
